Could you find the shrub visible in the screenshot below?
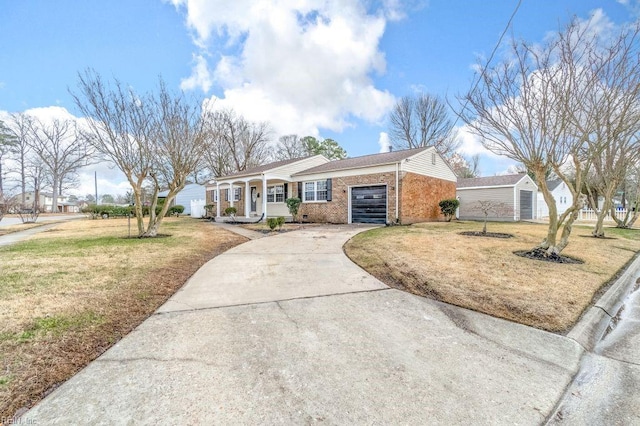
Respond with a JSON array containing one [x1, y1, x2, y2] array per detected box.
[[169, 205, 184, 216], [276, 216, 285, 230], [224, 206, 237, 216], [267, 217, 278, 230], [285, 197, 302, 222], [439, 198, 459, 222]]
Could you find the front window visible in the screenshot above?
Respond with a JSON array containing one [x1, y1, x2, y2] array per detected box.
[[267, 184, 284, 203], [225, 188, 241, 201], [304, 180, 328, 202]]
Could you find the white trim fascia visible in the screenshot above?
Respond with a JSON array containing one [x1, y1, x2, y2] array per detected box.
[[293, 162, 398, 178], [457, 184, 518, 190]]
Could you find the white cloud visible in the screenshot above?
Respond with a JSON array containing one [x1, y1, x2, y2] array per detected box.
[[171, 0, 398, 138], [377, 131, 390, 152], [180, 54, 213, 92]]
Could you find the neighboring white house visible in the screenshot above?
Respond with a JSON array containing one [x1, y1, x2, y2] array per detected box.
[[19, 192, 79, 213], [536, 180, 574, 219], [157, 183, 206, 215], [456, 174, 538, 221]]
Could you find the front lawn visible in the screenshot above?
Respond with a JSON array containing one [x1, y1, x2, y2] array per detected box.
[[0, 217, 246, 420], [344, 221, 640, 332]]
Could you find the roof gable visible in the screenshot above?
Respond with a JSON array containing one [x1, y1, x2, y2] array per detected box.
[[293, 146, 430, 176], [219, 155, 327, 179]]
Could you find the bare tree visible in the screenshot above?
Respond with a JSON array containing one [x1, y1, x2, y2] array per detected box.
[[388, 93, 460, 158], [0, 192, 18, 222], [25, 118, 95, 213], [73, 70, 155, 235], [6, 113, 34, 206], [470, 200, 513, 234], [612, 162, 640, 228], [73, 71, 208, 237], [274, 134, 308, 160], [143, 81, 209, 237], [448, 153, 480, 178], [579, 24, 640, 237], [0, 120, 17, 194], [201, 109, 270, 178], [459, 18, 620, 257]]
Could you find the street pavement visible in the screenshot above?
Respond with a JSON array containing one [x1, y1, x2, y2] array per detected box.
[[20, 225, 597, 425], [0, 214, 82, 227], [548, 270, 640, 424]]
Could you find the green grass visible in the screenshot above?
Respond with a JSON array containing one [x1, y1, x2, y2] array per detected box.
[[1, 312, 105, 343]]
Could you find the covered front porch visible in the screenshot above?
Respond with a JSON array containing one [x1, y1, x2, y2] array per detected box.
[[210, 173, 296, 222]]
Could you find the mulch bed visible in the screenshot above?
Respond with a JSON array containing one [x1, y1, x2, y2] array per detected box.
[[514, 248, 584, 264], [459, 231, 514, 239]]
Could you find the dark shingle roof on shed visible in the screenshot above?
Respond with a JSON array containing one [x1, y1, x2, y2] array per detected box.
[[293, 146, 430, 176], [457, 173, 527, 189]]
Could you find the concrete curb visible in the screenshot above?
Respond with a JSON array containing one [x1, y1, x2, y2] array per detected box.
[[567, 253, 640, 351]]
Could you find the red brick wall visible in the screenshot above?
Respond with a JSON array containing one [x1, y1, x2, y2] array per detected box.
[[399, 172, 456, 223], [206, 189, 246, 216], [297, 172, 397, 223], [297, 171, 454, 224]]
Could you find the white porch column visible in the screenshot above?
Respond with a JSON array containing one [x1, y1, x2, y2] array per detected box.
[[229, 183, 234, 208], [262, 175, 268, 218], [216, 184, 220, 218], [245, 181, 250, 218]]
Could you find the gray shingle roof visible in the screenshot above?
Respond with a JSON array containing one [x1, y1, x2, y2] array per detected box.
[[220, 156, 317, 179], [457, 173, 527, 188], [546, 179, 562, 191], [293, 146, 430, 176]]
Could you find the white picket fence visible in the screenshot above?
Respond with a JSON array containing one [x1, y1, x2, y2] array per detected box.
[[190, 199, 207, 218], [577, 208, 628, 221]]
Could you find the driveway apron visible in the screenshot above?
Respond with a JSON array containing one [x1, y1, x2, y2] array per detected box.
[[22, 225, 584, 425]]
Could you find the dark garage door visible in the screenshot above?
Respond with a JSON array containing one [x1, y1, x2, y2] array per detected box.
[[351, 185, 387, 224], [520, 190, 533, 220]]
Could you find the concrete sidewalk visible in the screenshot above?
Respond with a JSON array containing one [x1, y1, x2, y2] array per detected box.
[[21, 225, 590, 425]]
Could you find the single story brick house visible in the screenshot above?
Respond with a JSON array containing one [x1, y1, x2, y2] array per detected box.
[[205, 146, 457, 224], [456, 173, 538, 221]]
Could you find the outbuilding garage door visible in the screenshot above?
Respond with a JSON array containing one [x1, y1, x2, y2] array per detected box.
[[520, 190, 533, 220], [351, 185, 387, 224]]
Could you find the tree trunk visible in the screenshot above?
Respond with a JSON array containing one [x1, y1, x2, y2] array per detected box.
[[592, 197, 612, 238], [51, 173, 60, 213], [482, 216, 487, 234]]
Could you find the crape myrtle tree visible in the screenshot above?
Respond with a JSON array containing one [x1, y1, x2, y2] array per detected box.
[[73, 70, 208, 237], [579, 23, 640, 237], [388, 93, 460, 158], [459, 17, 628, 257]]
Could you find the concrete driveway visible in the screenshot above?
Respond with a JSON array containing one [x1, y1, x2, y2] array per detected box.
[[23, 225, 585, 425]]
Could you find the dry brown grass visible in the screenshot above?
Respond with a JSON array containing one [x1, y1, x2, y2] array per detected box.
[[0, 222, 44, 237], [0, 217, 246, 421], [345, 221, 640, 333]]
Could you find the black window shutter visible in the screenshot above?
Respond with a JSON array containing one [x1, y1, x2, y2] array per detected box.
[[297, 182, 302, 200], [225, 189, 229, 201], [326, 178, 332, 201], [284, 183, 288, 198]]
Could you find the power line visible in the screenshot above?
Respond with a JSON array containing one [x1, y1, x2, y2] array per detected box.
[[451, 0, 523, 129]]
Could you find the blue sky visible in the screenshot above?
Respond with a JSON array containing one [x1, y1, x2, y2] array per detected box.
[[1, 0, 637, 195]]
